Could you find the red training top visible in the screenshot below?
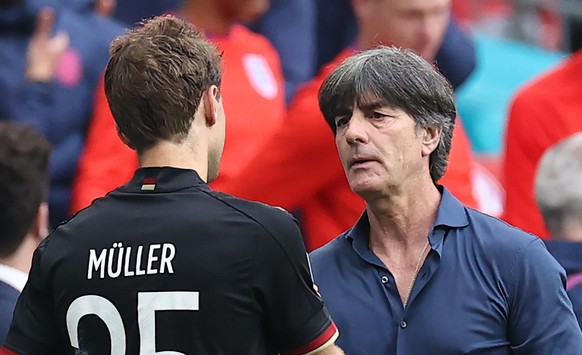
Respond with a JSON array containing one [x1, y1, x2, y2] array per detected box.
[[502, 50, 582, 238]]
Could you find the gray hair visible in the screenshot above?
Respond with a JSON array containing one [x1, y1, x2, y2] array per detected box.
[[318, 46, 456, 182], [535, 132, 582, 237]]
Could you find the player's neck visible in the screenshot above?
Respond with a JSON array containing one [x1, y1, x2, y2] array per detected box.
[[179, 1, 234, 37], [139, 141, 209, 182]]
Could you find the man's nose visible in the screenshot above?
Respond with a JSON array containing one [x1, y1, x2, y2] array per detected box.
[[344, 115, 368, 145]]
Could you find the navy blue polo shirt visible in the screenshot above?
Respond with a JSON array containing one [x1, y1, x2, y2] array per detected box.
[[310, 188, 582, 354]]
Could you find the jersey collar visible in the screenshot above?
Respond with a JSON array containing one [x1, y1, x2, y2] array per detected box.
[[122, 167, 209, 193]]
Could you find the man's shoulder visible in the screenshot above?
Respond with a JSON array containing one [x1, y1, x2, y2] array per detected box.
[[0, 281, 19, 304], [464, 207, 541, 254], [75, 188, 299, 239], [309, 233, 350, 268], [210, 191, 301, 239]]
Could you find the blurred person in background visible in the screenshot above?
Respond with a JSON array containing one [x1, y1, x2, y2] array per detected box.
[[535, 132, 582, 330], [112, 0, 179, 24], [0, 0, 124, 227], [111, 0, 315, 104], [218, 0, 479, 251], [502, 48, 582, 238], [0, 122, 51, 344], [70, 0, 286, 213], [315, 0, 476, 90], [249, 0, 315, 103]]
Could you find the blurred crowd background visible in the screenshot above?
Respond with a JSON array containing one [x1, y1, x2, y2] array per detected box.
[[1, 0, 582, 247]]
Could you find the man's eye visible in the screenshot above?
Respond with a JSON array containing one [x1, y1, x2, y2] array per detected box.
[[335, 117, 349, 128], [371, 112, 386, 119]]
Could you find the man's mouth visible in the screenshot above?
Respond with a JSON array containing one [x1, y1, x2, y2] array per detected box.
[[349, 158, 376, 169]]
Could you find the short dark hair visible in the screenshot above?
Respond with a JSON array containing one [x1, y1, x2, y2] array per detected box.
[[104, 15, 223, 152], [318, 46, 456, 182], [0, 121, 51, 258]]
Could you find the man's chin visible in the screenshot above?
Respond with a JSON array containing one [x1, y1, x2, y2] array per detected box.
[[349, 181, 381, 197]]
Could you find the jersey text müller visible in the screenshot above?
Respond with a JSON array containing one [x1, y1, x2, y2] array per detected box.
[[87, 243, 175, 279]]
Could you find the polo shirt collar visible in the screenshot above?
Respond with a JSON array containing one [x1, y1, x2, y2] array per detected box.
[[345, 186, 468, 260], [121, 167, 209, 193], [433, 186, 469, 228]]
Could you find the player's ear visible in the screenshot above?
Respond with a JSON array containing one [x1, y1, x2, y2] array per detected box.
[[29, 202, 49, 242], [203, 85, 221, 127], [421, 126, 441, 157]]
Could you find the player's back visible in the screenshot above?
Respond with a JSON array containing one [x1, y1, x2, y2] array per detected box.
[[15, 167, 307, 354]]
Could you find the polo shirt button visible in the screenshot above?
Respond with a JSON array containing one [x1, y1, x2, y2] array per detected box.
[[381, 276, 389, 284], [400, 320, 407, 329]]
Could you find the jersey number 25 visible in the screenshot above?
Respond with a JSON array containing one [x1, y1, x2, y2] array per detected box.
[[66, 291, 199, 354]]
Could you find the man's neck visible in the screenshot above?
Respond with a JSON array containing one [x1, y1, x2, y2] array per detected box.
[[139, 141, 209, 182], [0, 235, 37, 274], [179, 1, 234, 36], [366, 182, 441, 252]]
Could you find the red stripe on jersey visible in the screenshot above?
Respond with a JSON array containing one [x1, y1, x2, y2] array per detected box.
[[143, 178, 157, 184], [0, 347, 17, 355], [283, 321, 339, 355]]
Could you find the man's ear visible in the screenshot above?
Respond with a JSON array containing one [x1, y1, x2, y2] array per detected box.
[[421, 126, 441, 157], [116, 126, 135, 150], [29, 202, 49, 242], [203, 85, 221, 127]]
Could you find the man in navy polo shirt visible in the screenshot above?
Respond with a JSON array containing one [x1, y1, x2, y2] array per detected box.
[[311, 46, 582, 354], [535, 132, 582, 330]]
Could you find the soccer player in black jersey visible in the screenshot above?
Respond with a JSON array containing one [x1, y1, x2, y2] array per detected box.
[[1, 15, 342, 355]]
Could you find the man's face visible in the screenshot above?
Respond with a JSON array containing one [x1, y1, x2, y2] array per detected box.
[[217, 0, 270, 24], [334, 103, 429, 198], [357, 0, 451, 61]]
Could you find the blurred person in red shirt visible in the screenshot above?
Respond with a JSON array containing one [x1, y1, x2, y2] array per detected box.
[[71, 0, 285, 212], [219, 0, 478, 251], [502, 49, 582, 239]]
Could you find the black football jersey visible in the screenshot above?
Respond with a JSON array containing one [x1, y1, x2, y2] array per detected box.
[[3, 168, 337, 355]]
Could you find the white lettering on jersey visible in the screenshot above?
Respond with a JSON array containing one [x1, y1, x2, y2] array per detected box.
[[67, 292, 198, 354], [87, 243, 176, 280], [88, 249, 106, 279]]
